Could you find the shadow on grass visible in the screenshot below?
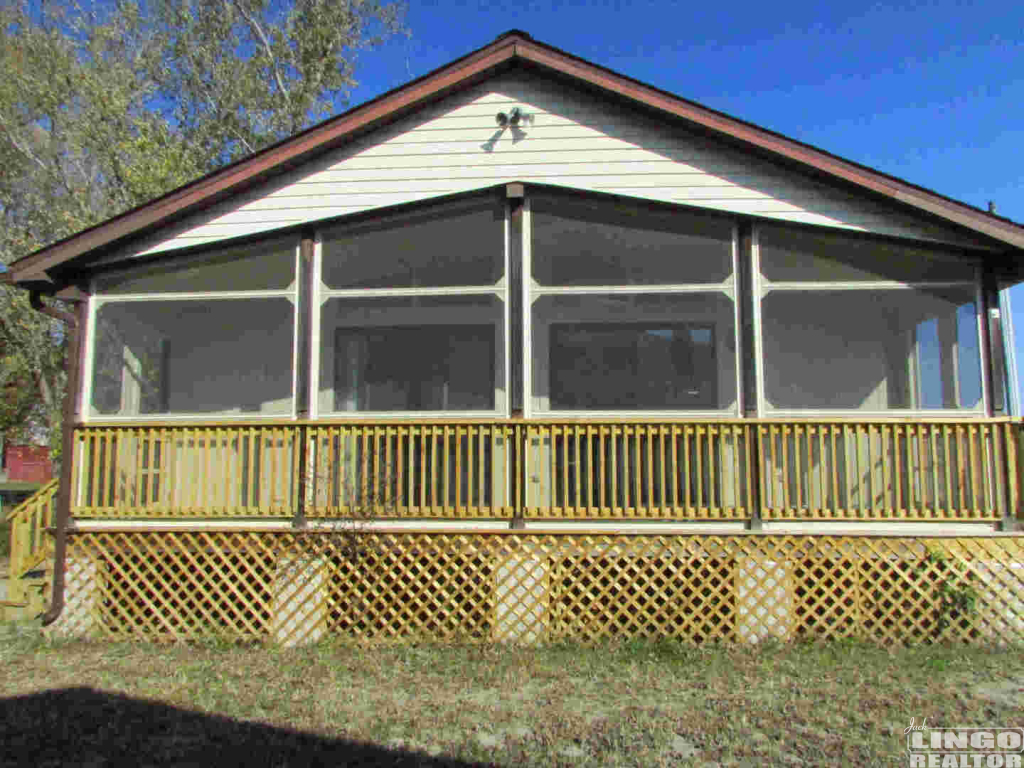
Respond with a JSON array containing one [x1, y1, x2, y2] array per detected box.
[[0, 687, 491, 767]]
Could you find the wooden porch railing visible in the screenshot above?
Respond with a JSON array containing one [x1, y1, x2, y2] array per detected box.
[[758, 421, 1016, 521], [72, 425, 302, 517], [4, 479, 58, 605], [69, 419, 1020, 523]]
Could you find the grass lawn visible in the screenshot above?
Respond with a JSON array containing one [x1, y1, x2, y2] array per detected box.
[[0, 623, 1022, 767]]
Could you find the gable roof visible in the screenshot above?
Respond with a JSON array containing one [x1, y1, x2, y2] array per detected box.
[[9, 29, 1024, 288]]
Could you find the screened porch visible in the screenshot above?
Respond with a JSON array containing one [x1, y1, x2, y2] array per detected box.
[[66, 185, 1017, 527]]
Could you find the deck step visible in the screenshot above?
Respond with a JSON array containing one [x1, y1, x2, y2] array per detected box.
[[1, 573, 50, 621]]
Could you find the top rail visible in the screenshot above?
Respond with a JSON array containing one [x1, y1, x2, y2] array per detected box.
[[78, 416, 1022, 428]]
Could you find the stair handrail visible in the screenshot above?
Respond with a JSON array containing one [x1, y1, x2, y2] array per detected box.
[[5, 479, 59, 585]]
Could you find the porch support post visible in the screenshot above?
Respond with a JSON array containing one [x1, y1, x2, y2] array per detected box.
[[29, 291, 86, 626], [296, 232, 315, 418], [295, 232, 317, 528], [981, 265, 1006, 416], [507, 183, 525, 419], [981, 263, 1014, 529], [507, 184, 526, 529], [738, 221, 763, 530]]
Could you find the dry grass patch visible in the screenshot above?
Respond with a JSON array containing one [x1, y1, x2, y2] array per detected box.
[[1, 624, 1022, 766]]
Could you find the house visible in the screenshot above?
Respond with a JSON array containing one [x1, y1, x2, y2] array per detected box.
[[4, 31, 1024, 645]]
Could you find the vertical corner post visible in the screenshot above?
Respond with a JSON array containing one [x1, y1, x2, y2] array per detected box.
[[981, 265, 1006, 416], [507, 184, 525, 419], [737, 221, 763, 529], [294, 232, 316, 529]]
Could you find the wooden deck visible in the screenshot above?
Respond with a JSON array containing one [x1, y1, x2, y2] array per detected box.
[[8, 418, 1022, 642]]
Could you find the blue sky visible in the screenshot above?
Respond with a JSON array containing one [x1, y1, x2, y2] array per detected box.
[[346, 0, 1024, 408]]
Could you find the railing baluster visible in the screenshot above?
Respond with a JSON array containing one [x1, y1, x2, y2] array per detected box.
[[747, 425, 757, 517], [695, 425, 704, 517], [660, 425, 669, 515], [919, 425, 928, 516], [670, 425, 679, 513], [714, 425, 723, 512], [968, 424, 980, 515], [560, 424, 568, 515], [605, 425, 614, 514], [929, 426, 939, 517], [575, 425, 582, 514], [631, 426, 640, 515], [464, 425, 473, 513], [683, 425, 692, 513], [980, 424, 993, 517]]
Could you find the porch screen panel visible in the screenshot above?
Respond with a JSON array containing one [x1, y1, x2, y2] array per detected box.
[[531, 194, 733, 286], [758, 227, 975, 283], [757, 224, 983, 413], [91, 299, 295, 416], [89, 239, 298, 418], [96, 240, 296, 294], [320, 296, 504, 413], [320, 197, 504, 289], [529, 192, 737, 414], [317, 192, 507, 416], [533, 293, 736, 411]]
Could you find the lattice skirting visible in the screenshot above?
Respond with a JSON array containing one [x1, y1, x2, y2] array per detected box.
[[48, 530, 1024, 647]]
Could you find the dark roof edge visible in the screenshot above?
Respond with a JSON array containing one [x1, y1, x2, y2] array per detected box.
[[9, 30, 1024, 285]]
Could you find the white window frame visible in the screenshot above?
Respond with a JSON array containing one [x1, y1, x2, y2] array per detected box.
[[524, 195, 741, 418], [81, 238, 302, 422], [311, 199, 511, 420], [752, 223, 987, 418]]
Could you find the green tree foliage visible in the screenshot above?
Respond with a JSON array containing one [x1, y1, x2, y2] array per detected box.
[[0, 0, 407, 447]]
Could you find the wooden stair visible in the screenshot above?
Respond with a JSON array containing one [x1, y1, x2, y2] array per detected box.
[[3, 480, 58, 622]]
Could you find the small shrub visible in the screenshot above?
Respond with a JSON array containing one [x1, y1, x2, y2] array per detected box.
[[916, 549, 979, 640], [866, 547, 980, 643]]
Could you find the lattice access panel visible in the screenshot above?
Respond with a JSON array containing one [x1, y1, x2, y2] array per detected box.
[[55, 531, 1024, 646]]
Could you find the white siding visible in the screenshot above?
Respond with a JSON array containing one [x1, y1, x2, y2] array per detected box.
[[121, 71, 992, 258]]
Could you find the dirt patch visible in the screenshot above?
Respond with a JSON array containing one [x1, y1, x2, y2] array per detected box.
[[973, 676, 1024, 709]]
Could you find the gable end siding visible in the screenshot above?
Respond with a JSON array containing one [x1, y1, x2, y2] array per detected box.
[[115, 71, 994, 260]]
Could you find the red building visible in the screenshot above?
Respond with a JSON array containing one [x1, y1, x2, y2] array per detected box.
[[2, 444, 52, 484]]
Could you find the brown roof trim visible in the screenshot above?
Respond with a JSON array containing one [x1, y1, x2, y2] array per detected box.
[[9, 30, 1024, 284]]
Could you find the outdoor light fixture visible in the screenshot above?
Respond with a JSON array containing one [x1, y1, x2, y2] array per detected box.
[[495, 107, 523, 127]]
